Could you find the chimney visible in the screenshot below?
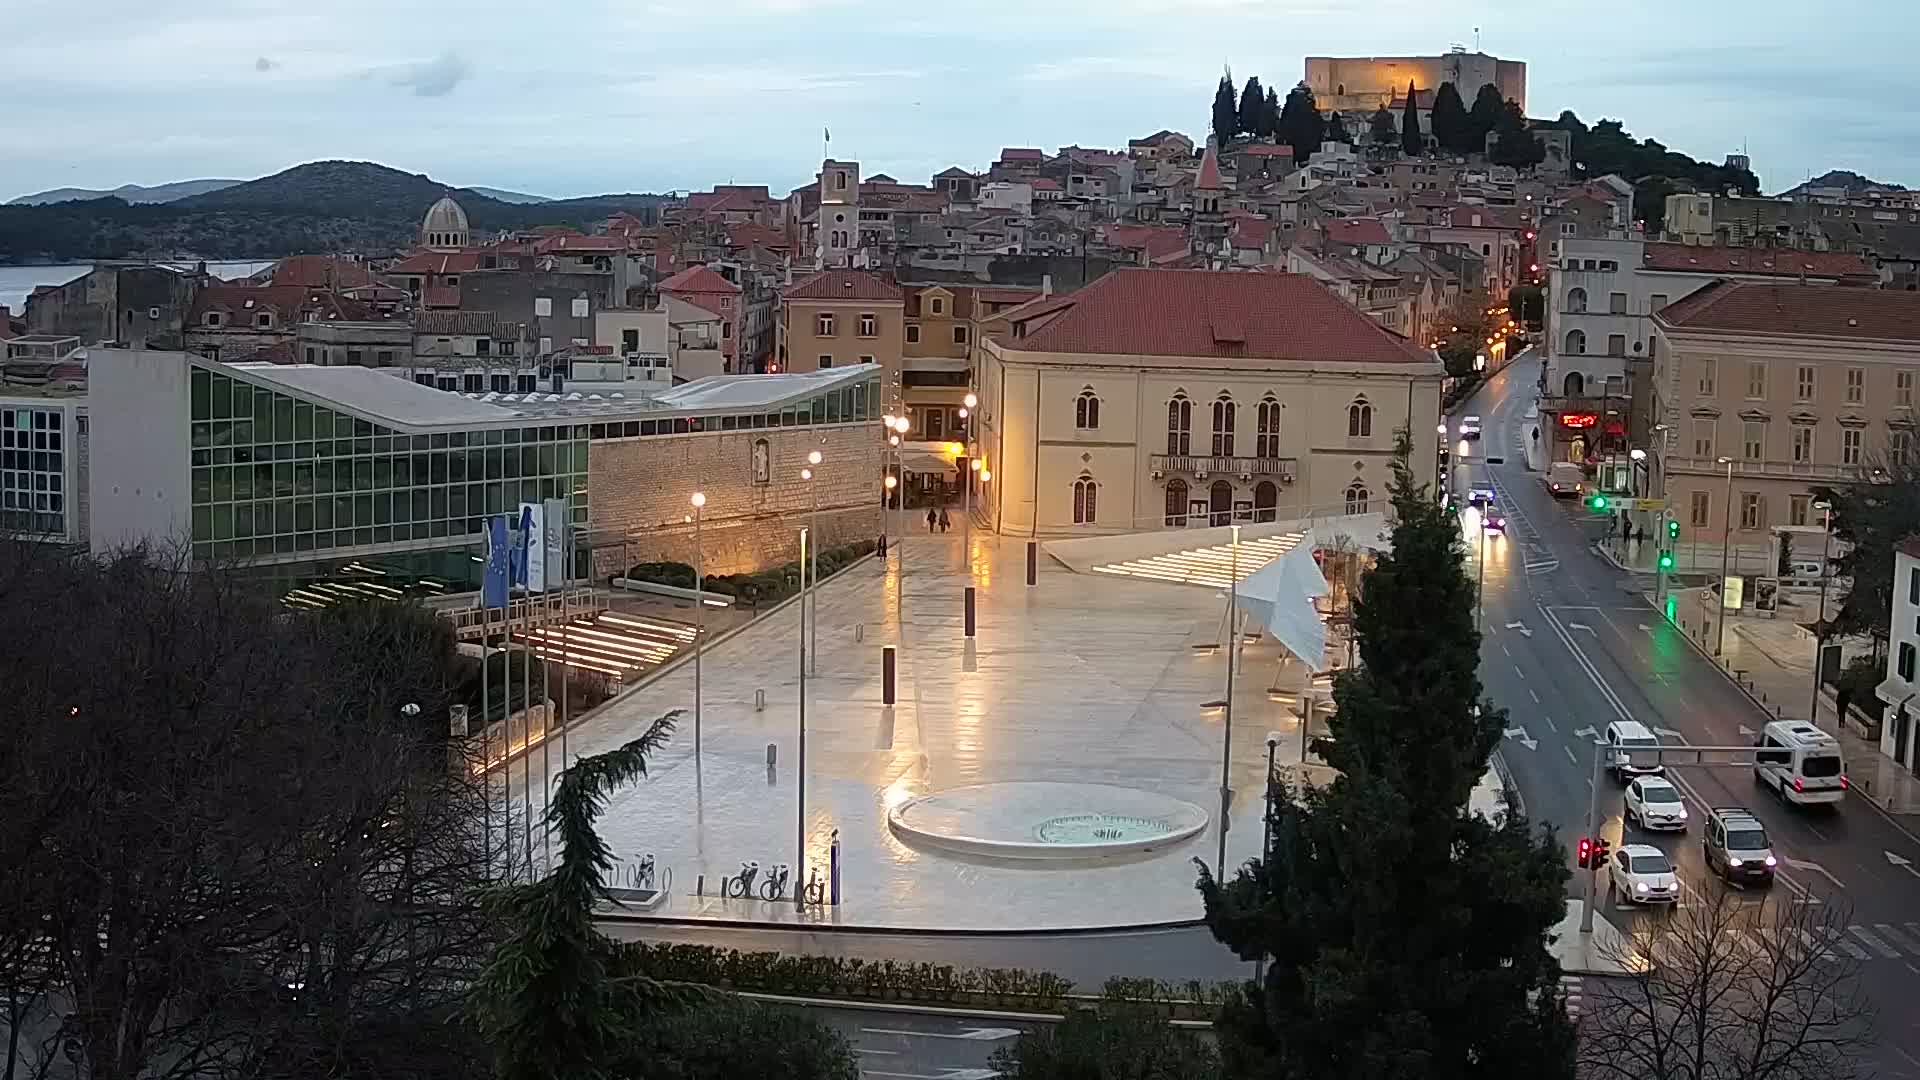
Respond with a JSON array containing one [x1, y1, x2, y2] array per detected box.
[[1041, 273, 1053, 298]]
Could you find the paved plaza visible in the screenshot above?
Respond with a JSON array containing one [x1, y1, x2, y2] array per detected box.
[[507, 522, 1330, 930]]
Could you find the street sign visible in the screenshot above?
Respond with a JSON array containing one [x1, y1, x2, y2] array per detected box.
[[1633, 498, 1667, 512]]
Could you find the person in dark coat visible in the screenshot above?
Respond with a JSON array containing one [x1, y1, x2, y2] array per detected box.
[[938, 507, 951, 532], [926, 507, 938, 533]]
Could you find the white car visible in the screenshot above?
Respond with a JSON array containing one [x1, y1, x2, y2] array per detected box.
[[1625, 776, 1688, 832], [1609, 843, 1680, 905], [1460, 416, 1483, 440]]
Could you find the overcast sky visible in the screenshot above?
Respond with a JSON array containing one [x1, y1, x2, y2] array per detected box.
[[4, 0, 1916, 202]]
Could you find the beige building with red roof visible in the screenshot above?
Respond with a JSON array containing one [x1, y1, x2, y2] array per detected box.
[[1650, 282, 1920, 552], [976, 268, 1443, 536], [777, 270, 906, 409]]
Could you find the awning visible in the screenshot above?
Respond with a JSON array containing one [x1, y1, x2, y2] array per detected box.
[[899, 448, 958, 474]]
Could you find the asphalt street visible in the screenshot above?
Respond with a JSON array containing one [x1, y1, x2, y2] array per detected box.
[[1455, 353, 1920, 1076]]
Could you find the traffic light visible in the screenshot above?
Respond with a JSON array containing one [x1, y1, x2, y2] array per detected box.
[[1576, 836, 1593, 869], [1592, 837, 1612, 867], [1587, 492, 1609, 512], [1667, 518, 1681, 541], [1658, 550, 1675, 571]]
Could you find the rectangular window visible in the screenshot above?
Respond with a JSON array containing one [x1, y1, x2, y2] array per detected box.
[[816, 313, 835, 336], [1796, 364, 1815, 402], [1740, 492, 1764, 530], [1899, 370, 1915, 406], [858, 313, 877, 337], [818, 354, 833, 369], [1743, 421, 1764, 460], [1650, 293, 1669, 313], [1609, 292, 1627, 314], [1698, 358, 1715, 395], [1843, 428, 1862, 465], [1607, 334, 1626, 357], [1901, 642, 1917, 683], [534, 297, 552, 317], [906, 324, 921, 344], [953, 326, 969, 345], [1894, 430, 1912, 462], [1789, 494, 1810, 527], [1846, 367, 1865, 404], [1791, 425, 1812, 463], [1691, 418, 1714, 458], [1746, 361, 1767, 400], [1691, 490, 1710, 527], [1911, 567, 1919, 606]]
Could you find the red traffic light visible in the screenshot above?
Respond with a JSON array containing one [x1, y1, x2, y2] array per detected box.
[[1593, 838, 1612, 866], [1576, 837, 1593, 869]]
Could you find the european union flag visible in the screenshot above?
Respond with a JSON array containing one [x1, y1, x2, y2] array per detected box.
[[483, 516, 510, 608]]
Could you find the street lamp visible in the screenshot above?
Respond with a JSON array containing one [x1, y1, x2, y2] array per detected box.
[[1812, 499, 1835, 724], [805, 451, 822, 674], [887, 419, 907, 631], [690, 491, 706, 757], [1217, 523, 1242, 879], [1715, 456, 1734, 656], [795, 524, 809, 908], [963, 393, 980, 549]]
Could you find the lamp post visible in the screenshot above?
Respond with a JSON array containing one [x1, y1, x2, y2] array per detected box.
[[805, 451, 822, 674], [962, 393, 978, 556], [1715, 455, 1734, 656], [690, 491, 706, 758], [1254, 730, 1280, 986], [796, 524, 809, 908], [1216, 523, 1241, 879], [1812, 499, 1834, 724], [888, 420, 907, 630]]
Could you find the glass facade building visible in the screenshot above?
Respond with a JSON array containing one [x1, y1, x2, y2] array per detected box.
[[0, 404, 71, 537]]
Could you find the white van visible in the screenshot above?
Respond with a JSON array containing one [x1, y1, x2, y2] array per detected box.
[[1547, 462, 1585, 499], [1605, 720, 1664, 780], [1753, 720, 1847, 805]]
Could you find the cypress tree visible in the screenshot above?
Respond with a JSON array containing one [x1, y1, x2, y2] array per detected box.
[[1368, 105, 1397, 146], [1213, 73, 1240, 147], [1278, 83, 1326, 165], [1197, 434, 1576, 1080], [1430, 82, 1470, 154], [1400, 81, 1422, 156], [1264, 86, 1282, 138], [1467, 83, 1506, 154], [1238, 76, 1267, 141]]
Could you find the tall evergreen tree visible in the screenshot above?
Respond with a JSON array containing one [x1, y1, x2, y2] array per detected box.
[[1368, 105, 1398, 146], [1238, 76, 1267, 141], [1489, 100, 1546, 168], [1196, 435, 1576, 1080], [1400, 81, 1422, 156], [1212, 73, 1240, 148], [1277, 83, 1325, 165], [1429, 82, 1470, 154], [1264, 86, 1282, 138], [1323, 110, 1351, 144], [1467, 83, 1506, 154]]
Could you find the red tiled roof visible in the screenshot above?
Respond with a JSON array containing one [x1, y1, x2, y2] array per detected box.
[[1237, 143, 1294, 158], [386, 251, 485, 275], [1031, 178, 1062, 191], [659, 264, 741, 295], [268, 255, 374, 289], [1655, 281, 1920, 342], [1103, 224, 1185, 251], [1326, 218, 1392, 246], [535, 233, 626, 254], [784, 269, 903, 302], [1004, 268, 1436, 365], [1231, 218, 1275, 249], [1196, 141, 1224, 190], [1145, 231, 1191, 262], [999, 148, 1044, 162], [1640, 243, 1874, 280], [189, 284, 370, 325], [421, 286, 461, 309], [726, 223, 788, 251]]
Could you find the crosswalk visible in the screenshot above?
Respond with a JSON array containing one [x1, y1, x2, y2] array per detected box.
[[1561, 975, 1585, 1024], [1635, 915, 1920, 968]]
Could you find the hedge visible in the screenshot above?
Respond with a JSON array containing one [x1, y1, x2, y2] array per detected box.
[[626, 540, 875, 609]]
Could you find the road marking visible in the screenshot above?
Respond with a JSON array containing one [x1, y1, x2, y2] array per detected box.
[[1514, 665, 1526, 679], [1544, 715, 1558, 733], [1781, 856, 1846, 891], [1876, 922, 1920, 955], [862, 1028, 1022, 1042], [1849, 925, 1903, 958], [1529, 688, 1541, 703], [856, 1048, 903, 1056], [1823, 929, 1872, 961], [1573, 725, 1597, 739], [1501, 643, 1511, 657], [1567, 621, 1594, 633], [1737, 724, 1756, 737], [1565, 746, 1578, 765], [1504, 726, 1538, 751], [1638, 624, 1653, 632], [1654, 727, 1684, 739], [1887, 850, 1920, 880], [861, 1070, 999, 1080], [1506, 621, 1534, 638]]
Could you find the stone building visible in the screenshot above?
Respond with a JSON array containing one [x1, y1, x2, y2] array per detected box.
[[1305, 49, 1527, 113]]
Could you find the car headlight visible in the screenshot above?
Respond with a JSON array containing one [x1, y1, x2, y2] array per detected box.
[[1727, 858, 1742, 867], [1635, 882, 1649, 893], [1764, 855, 1777, 867]]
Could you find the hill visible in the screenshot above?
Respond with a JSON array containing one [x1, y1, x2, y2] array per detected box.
[[465, 186, 550, 204], [0, 161, 675, 263], [1778, 170, 1909, 198], [9, 179, 243, 206]]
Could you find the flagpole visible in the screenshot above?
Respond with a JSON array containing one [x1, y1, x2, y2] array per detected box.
[[480, 562, 492, 882], [521, 511, 535, 879]]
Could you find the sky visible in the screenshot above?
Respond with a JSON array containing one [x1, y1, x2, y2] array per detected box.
[[4, 0, 1918, 202]]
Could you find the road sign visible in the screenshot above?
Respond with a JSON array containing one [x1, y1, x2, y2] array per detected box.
[[1632, 498, 1667, 512]]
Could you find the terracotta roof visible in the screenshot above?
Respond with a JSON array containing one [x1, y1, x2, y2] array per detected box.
[[725, 223, 788, 251], [1640, 243, 1874, 280], [386, 251, 485, 275], [1897, 536, 1920, 562], [535, 233, 626, 254], [1145, 231, 1192, 263], [784, 269, 903, 302], [1128, 129, 1189, 147], [1236, 143, 1294, 158], [1031, 178, 1062, 191], [189, 284, 370, 326], [421, 285, 460, 309], [1231, 218, 1275, 249], [1003, 268, 1436, 365], [999, 148, 1044, 162], [416, 311, 498, 336], [659, 264, 741, 295], [936, 166, 975, 179], [975, 286, 1045, 306], [1655, 281, 1920, 342], [1326, 218, 1392, 246], [268, 255, 374, 289], [1196, 141, 1224, 190]]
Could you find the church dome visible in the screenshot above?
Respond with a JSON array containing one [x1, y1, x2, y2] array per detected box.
[[421, 195, 470, 249]]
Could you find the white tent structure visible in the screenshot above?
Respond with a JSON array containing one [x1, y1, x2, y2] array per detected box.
[[1232, 533, 1333, 673]]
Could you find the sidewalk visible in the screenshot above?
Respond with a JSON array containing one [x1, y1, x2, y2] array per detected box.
[[1594, 538, 1777, 578]]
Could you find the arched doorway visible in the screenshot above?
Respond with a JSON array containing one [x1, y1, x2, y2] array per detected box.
[[1165, 479, 1189, 527], [1209, 480, 1233, 526], [1254, 481, 1278, 522], [1563, 371, 1586, 396]]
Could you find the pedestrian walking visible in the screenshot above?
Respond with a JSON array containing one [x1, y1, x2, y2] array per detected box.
[[938, 507, 951, 533], [926, 507, 938, 533]]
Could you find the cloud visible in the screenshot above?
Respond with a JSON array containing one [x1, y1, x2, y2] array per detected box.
[[387, 51, 469, 97], [254, 56, 277, 71]]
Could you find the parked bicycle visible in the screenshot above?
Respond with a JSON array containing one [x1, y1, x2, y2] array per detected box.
[[758, 862, 791, 902], [632, 853, 672, 896], [803, 867, 826, 907], [723, 860, 760, 900]]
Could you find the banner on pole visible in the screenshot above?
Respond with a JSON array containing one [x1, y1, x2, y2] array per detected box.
[[518, 502, 546, 593], [483, 516, 510, 608], [543, 497, 568, 587]]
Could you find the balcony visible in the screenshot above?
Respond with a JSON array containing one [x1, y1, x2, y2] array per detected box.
[[1150, 454, 1297, 482], [1661, 455, 1871, 482]]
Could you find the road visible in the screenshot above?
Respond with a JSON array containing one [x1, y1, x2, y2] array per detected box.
[[1455, 352, 1920, 1076]]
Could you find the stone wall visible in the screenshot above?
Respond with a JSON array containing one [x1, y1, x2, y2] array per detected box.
[[587, 421, 882, 579]]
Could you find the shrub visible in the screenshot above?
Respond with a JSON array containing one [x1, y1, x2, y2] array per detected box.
[[626, 542, 874, 609], [989, 1002, 1225, 1080], [625, 997, 858, 1080], [627, 942, 1073, 1011]]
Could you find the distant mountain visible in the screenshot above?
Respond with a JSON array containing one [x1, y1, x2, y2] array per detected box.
[[1778, 170, 1910, 197], [465, 186, 550, 204], [8, 179, 243, 206]]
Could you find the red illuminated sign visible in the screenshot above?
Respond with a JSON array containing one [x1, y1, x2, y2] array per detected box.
[[1560, 412, 1599, 429]]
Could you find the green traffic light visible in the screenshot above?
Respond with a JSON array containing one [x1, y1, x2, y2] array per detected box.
[[1667, 519, 1681, 539], [1588, 494, 1608, 511], [1658, 552, 1674, 570]]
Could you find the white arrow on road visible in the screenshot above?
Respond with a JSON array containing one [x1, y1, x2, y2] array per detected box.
[[1506, 621, 1534, 638], [1886, 851, 1920, 879], [1567, 622, 1595, 633], [1503, 726, 1538, 751], [1781, 857, 1846, 891], [1638, 624, 1653, 633], [1573, 726, 1598, 739], [862, 1028, 1023, 1042], [1738, 724, 1756, 737]]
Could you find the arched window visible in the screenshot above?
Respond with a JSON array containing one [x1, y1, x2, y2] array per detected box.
[[1563, 371, 1586, 396], [1166, 394, 1192, 455], [1075, 388, 1101, 430], [1566, 287, 1588, 313], [1345, 481, 1371, 516], [1209, 480, 1234, 526], [1564, 328, 1586, 355], [1256, 396, 1282, 458], [1254, 480, 1278, 523], [1165, 479, 1189, 526], [1347, 397, 1373, 438], [1211, 394, 1236, 456], [1073, 474, 1098, 524]]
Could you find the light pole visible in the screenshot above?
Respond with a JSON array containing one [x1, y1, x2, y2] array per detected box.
[[1812, 499, 1834, 724], [806, 450, 822, 674], [1216, 523, 1241, 879], [690, 491, 706, 758], [1715, 455, 1734, 656], [962, 392, 978, 558], [888, 418, 908, 630], [796, 524, 809, 908], [1254, 730, 1280, 986]]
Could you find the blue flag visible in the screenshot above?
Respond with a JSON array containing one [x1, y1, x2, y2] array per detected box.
[[483, 516, 510, 608], [513, 504, 535, 588]]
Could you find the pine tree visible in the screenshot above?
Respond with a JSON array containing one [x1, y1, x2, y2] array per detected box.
[[1213, 73, 1240, 148], [1238, 76, 1267, 141], [1368, 105, 1397, 146], [1429, 82, 1470, 154], [1489, 100, 1546, 168], [1196, 435, 1576, 1080], [1323, 111, 1351, 144], [1264, 86, 1282, 138], [1278, 83, 1325, 165], [1400, 81, 1422, 156], [1467, 83, 1506, 155]]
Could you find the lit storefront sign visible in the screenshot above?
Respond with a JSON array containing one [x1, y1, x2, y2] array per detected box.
[[1560, 412, 1599, 429]]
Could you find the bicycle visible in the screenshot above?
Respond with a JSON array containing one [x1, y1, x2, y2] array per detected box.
[[632, 853, 672, 896], [723, 861, 760, 900], [803, 867, 826, 907], [759, 862, 791, 902]]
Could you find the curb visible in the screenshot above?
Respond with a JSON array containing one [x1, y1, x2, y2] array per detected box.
[[596, 911, 1209, 938], [736, 991, 1215, 1030]]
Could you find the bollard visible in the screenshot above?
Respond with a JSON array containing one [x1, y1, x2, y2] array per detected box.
[[882, 646, 897, 706], [1026, 541, 1038, 587], [696, 874, 705, 896], [830, 829, 842, 906], [755, 688, 766, 711], [855, 622, 865, 643], [964, 586, 976, 638], [766, 742, 777, 767]]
